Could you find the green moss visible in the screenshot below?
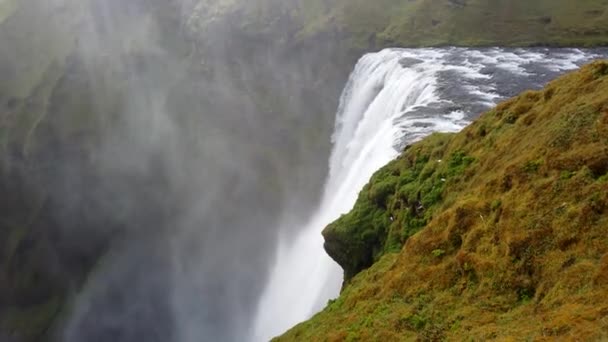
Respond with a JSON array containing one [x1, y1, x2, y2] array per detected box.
[[405, 313, 428, 331], [560, 170, 575, 180], [431, 249, 446, 258], [323, 133, 479, 281], [491, 199, 503, 211], [522, 159, 543, 173]]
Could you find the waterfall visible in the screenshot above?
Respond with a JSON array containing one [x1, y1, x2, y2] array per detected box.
[[252, 47, 603, 341]]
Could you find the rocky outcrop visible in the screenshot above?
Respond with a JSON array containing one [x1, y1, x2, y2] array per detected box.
[[322, 134, 475, 283]]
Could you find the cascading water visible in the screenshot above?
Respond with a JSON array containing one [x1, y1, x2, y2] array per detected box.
[[252, 47, 606, 341]]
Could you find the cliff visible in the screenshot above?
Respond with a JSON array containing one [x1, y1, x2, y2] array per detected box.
[[279, 61, 608, 340], [1, 0, 608, 340]]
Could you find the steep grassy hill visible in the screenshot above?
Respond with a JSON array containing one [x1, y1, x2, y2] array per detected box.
[[189, 0, 608, 53], [304, 0, 608, 50], [279, 61, 608, 341]]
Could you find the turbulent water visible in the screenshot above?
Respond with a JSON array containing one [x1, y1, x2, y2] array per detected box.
[[253, 47, 607, 340]]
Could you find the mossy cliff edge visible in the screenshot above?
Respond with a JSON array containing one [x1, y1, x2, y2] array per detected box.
[[280, 61, 608, 341]]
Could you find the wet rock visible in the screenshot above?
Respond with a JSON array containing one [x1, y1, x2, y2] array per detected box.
[[399, 57, 424, 68]]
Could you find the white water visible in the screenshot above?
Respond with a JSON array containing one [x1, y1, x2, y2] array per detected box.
[[252, 47, 603, 341]]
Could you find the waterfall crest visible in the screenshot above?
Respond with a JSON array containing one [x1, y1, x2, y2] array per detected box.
[[252, 47, 603, 341]]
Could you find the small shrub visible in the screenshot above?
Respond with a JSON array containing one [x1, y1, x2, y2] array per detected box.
[[522, 159, 543, 173], [513, 103, 533, 116], [369, 177, 397, 206], [504, 113, 518, 124], [560, 170, 574, 180], [422, 185, 444, 207], [448, 151, 475, 177], [361, 229, 379, 244], [478, 124, 488, 137], [550, 107, 599, 148], [544, 88, 555, 101], [593, 61, 608, 77], [406, 314, 428, 331], [431, 249, 446, 258], [522, 90, 541, 102], [490, 199, 502, 211], [517, 287, 535, 303]]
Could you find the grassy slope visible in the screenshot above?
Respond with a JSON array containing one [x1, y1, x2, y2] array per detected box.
[[188, 0, 608, 51], [294, 0, 608, 49], [279, 61, 608, 341]]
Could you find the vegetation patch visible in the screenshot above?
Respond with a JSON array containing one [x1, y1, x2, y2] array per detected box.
[[323, 133, 480, 281]]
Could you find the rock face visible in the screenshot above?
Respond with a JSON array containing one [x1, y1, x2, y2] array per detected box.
[[0, 3, 119, 340], [0, 1, 344, 341], [280, 61, 608, 341]]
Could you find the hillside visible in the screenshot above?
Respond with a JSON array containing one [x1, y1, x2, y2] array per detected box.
[[299, 0, 608, 50], [278, 61, 608, 341], [188, 0, 608, 52]]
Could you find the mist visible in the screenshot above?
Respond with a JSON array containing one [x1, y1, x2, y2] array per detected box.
[[0, 0, 351, 341]]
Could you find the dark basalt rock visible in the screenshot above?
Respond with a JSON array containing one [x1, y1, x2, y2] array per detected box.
[[399, 57, 424, 68]]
